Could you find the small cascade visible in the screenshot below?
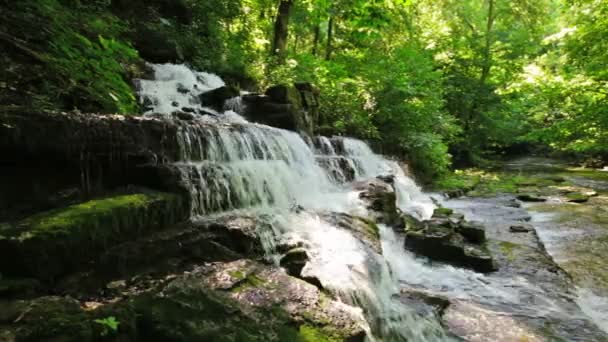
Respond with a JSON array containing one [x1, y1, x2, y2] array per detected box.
[[136, 63, 228, 115], [135, 64, 451, 341]]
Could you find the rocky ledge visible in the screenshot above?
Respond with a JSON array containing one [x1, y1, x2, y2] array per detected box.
[[403, 207, 496, 273]]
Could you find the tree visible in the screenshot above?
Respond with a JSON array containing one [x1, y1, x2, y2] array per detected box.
[[271, 0, 294, 62]]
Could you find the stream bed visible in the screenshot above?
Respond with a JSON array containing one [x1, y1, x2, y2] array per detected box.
[[437, 157, 608, 340]]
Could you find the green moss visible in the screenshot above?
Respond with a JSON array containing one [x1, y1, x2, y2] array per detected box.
[[355, 216, 380, 239], [228, 270, 246, 281], [434, 168, 571, 197], [565, 192, 590, 203], [5, 192, 180, 241], [297, 324, 340, 342], [0, 191, 186, 279], [498, 241, 520, 261], [433, 207, 454, 217]]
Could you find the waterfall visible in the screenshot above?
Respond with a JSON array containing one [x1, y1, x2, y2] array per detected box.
[[136, 64, 450, 341]]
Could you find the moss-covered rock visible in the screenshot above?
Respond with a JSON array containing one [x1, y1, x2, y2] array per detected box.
[[321, 212, 381, 252], [404, 216, 496, 273], [565, 192, 590, 203], [432, 207, 454, 217], [130, 259, 366, 341], [352, 178, 399, 225], [0, 191, 186, 280]]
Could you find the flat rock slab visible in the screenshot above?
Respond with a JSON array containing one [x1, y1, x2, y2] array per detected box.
[[0, 191, 186, 281]]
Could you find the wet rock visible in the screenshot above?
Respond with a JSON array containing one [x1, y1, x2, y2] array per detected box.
[[180, 106, 196, 113], [516, 194, 547, 202], [321, 212, 381, 252], [401, 213, 425, 232], [444, 189, 466, 199], [198, 85, 239, 111], [399, 288, 450, 316], [444, 300, 544, 342], [456, 221, 486, 243], [176, 83, 189, 94], [509, 224, 534, 233], [280, 247, 309, 277], [565, 192, 590, 203], [405, 229, 496, 273], [173, 108, 194, 121], [377, 174, 395, 184], [352, 178, 398, 224], [504, 198, 521, 208], [315, 156, 357, 183], [433, 207, 454, 217]]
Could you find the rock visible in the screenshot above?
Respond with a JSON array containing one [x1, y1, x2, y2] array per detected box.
[[133, 259, 367, 341], [405, 230, 496, 273], [315, 156, 357, 183], [352, 178, 398, 224], [180, 106, 196, 113], [171, 101, 179, 107], [377, 174, 395, 184], [432, 207, 454, 217], [565, 192, 590, 203], [516, 194, 547, 202], [0, 192, 186, 281], [444, 300, 544, 342], [321, 212, 381, 253], [280, 247, 309, 277], [198, 85, 240, 111], [444, 189, 465, 199], [399, 288, 450, 316], [543, 175, 566, 183], [176, 83, 189, 94], [456, 221, 486, 243], [174, 111, 195, 121], [401, 213, 425, 232], [510, 224, 534, 233], [97, 214, 268, 277], [242, 83, 318, 135], [504, 199, 521, 208]]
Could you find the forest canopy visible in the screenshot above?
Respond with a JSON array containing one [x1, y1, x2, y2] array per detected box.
[[0, 0, 606, 179]]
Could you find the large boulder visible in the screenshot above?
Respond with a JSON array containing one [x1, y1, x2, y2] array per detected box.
[[134, 259, 367, 341]]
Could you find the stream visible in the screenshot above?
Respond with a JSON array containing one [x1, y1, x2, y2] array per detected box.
[[439, 157, 608, 340], [135, 64, 608, 341]]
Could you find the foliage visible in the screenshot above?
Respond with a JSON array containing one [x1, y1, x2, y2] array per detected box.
[[2, 0, 606, 176], [1, 0, 141, 113], [94, 316, 120, 337]]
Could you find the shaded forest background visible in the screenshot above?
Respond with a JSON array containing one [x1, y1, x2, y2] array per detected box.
[[0, 0, 606, 181]]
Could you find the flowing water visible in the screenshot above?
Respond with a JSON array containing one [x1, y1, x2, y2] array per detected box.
[[137, 65, 608, 341]]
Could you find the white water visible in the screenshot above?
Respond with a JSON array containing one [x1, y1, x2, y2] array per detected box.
[[136, 64, 451, 340]]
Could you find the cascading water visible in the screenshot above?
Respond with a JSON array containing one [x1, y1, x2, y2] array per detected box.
[[135, 63, 451, 340]]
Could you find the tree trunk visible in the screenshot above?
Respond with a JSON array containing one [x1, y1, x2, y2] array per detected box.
[[271, 0, 294, 62], [480, 0, 495, 85], [325, 16, 334, 60], [311, 24, 320, 55]]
